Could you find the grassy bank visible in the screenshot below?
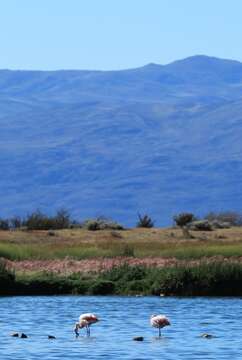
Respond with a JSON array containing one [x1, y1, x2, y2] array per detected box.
[[1, 227, 242, 260], [2, 260, 242, 296], [1, 227, 242, 296]]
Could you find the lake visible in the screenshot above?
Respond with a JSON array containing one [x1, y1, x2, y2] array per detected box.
[[0, 296, 241, 359]]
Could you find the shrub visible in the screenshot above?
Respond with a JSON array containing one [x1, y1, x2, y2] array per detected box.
[[84, 219, 100, 231], [124, 279, 149, 294], [173, 213, 196, 238], [17, 273, 73, 295], [89, 280, 115, 295], [205, 211, 242, 227], [173, 213, 195, 227], [188, 220, 213, 231], [25, 209, 73, 230], [54, 209, 71, 229], [0, 219, 10, 231], [136, 213, 154, 228], [0, 259, 15, 294], [10, 216, 23, 229], [25, 210, 54, 230], [104, 265, 146, 283], [151, 262, 242, 296], [83, 217, 123, 231]]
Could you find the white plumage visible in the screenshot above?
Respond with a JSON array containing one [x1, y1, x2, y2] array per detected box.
[[150, 314, 170, 337], [74, 313, 99, 337]]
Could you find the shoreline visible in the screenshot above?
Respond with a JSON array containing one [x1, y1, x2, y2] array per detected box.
[[2, 260, 242, 297]]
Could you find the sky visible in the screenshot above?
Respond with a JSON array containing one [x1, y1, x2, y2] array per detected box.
[[0, 0, 242, 70]]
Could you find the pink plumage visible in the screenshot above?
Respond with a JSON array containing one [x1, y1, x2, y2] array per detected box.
[[74, 313, 99, 337], [150, 314, 170, 336], [79, 313, 99, 325]]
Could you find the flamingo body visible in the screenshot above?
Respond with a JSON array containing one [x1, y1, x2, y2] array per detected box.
[[150, 314, 170, 336], [74, 313, 99, 337], [79, 313, 99, 326]]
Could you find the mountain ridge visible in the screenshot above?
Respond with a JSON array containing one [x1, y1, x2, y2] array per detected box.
[[0, 55, 242, 225]]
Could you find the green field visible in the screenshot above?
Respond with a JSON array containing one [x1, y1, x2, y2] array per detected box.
[[1, 227, 242, 296], [0, 227, 242, 261]]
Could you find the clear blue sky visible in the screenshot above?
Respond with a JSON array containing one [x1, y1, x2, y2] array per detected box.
[[1, 0, 242, 70]]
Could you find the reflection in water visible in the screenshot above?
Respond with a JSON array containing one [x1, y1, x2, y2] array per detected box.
[[0, 296, 242, 360]]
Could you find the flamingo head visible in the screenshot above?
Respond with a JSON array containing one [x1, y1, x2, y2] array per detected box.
[[74, 322, 80, 336], [165, 318, 171, 326]]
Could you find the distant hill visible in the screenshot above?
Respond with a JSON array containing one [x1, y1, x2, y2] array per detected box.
[[1, 55, 242, 225]]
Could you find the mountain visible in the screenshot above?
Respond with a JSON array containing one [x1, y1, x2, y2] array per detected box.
[[1, 55, 242, 226]]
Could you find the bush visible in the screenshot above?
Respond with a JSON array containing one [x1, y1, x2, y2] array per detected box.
[[3, 262, 242, 296], [188, 220, 213, 231], [84, 219, 100, 231], [173, 213, 196, 227], [25, 209, 73, 230], [25, 210, 54, 230], [83, 217, 124, 231], [0, 219, 10, 231], [17, 273, 73, 295], [10, 216, 23, 229], [54, 209, 71, 229], [136, 213, 154, 228], [0, 259, 15, 294], [89, 280, 115, 295], [205, 211, 242, 227], [151, 262, 242, 296], [124, 279, 149, 294]]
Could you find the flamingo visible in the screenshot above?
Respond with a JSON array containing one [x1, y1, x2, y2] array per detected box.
[[150, 314, 170, 337], [74, 313, 99, 337]]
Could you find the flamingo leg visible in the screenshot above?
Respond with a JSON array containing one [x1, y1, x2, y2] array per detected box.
[[86, 325, 91, 337]]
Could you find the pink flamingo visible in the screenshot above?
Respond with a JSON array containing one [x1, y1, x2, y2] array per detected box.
[[74, 313, 99, 337], [150, 314, 170, 337]]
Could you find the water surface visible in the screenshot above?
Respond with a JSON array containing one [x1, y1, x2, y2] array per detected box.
[[0, 296, 241, 359]]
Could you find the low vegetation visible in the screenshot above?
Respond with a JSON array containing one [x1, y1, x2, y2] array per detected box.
[[2, 260, 242, 296], [136, 213, 154, 228], [0, 226, 242, 261], [205, 211, 242, 226], [0, 209, 242, 296], [82, 217, 124, 231]]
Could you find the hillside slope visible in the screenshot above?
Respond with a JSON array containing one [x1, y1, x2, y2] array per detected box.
[[1, 55, 242, 225]]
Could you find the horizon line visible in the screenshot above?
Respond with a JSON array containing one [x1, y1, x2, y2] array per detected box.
[[0, 54, 241, 73]]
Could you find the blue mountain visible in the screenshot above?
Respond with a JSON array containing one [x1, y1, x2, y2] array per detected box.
[[1, 55, 242, 225]]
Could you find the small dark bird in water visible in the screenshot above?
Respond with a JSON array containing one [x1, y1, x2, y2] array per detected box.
[[11, 332, 19, 337], [133, 336, 144, 341], [11, 332, 28, 338], [201, 333, 213, 339], [48, 335, 56, 340]]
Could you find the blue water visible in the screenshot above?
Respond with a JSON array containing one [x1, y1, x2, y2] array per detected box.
[[0, 296, 241, 359]]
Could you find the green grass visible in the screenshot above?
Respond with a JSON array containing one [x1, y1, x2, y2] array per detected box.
[[2, 259, 242, 296], [0, 241, 136, 260], [1, 240, 242, 261]]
